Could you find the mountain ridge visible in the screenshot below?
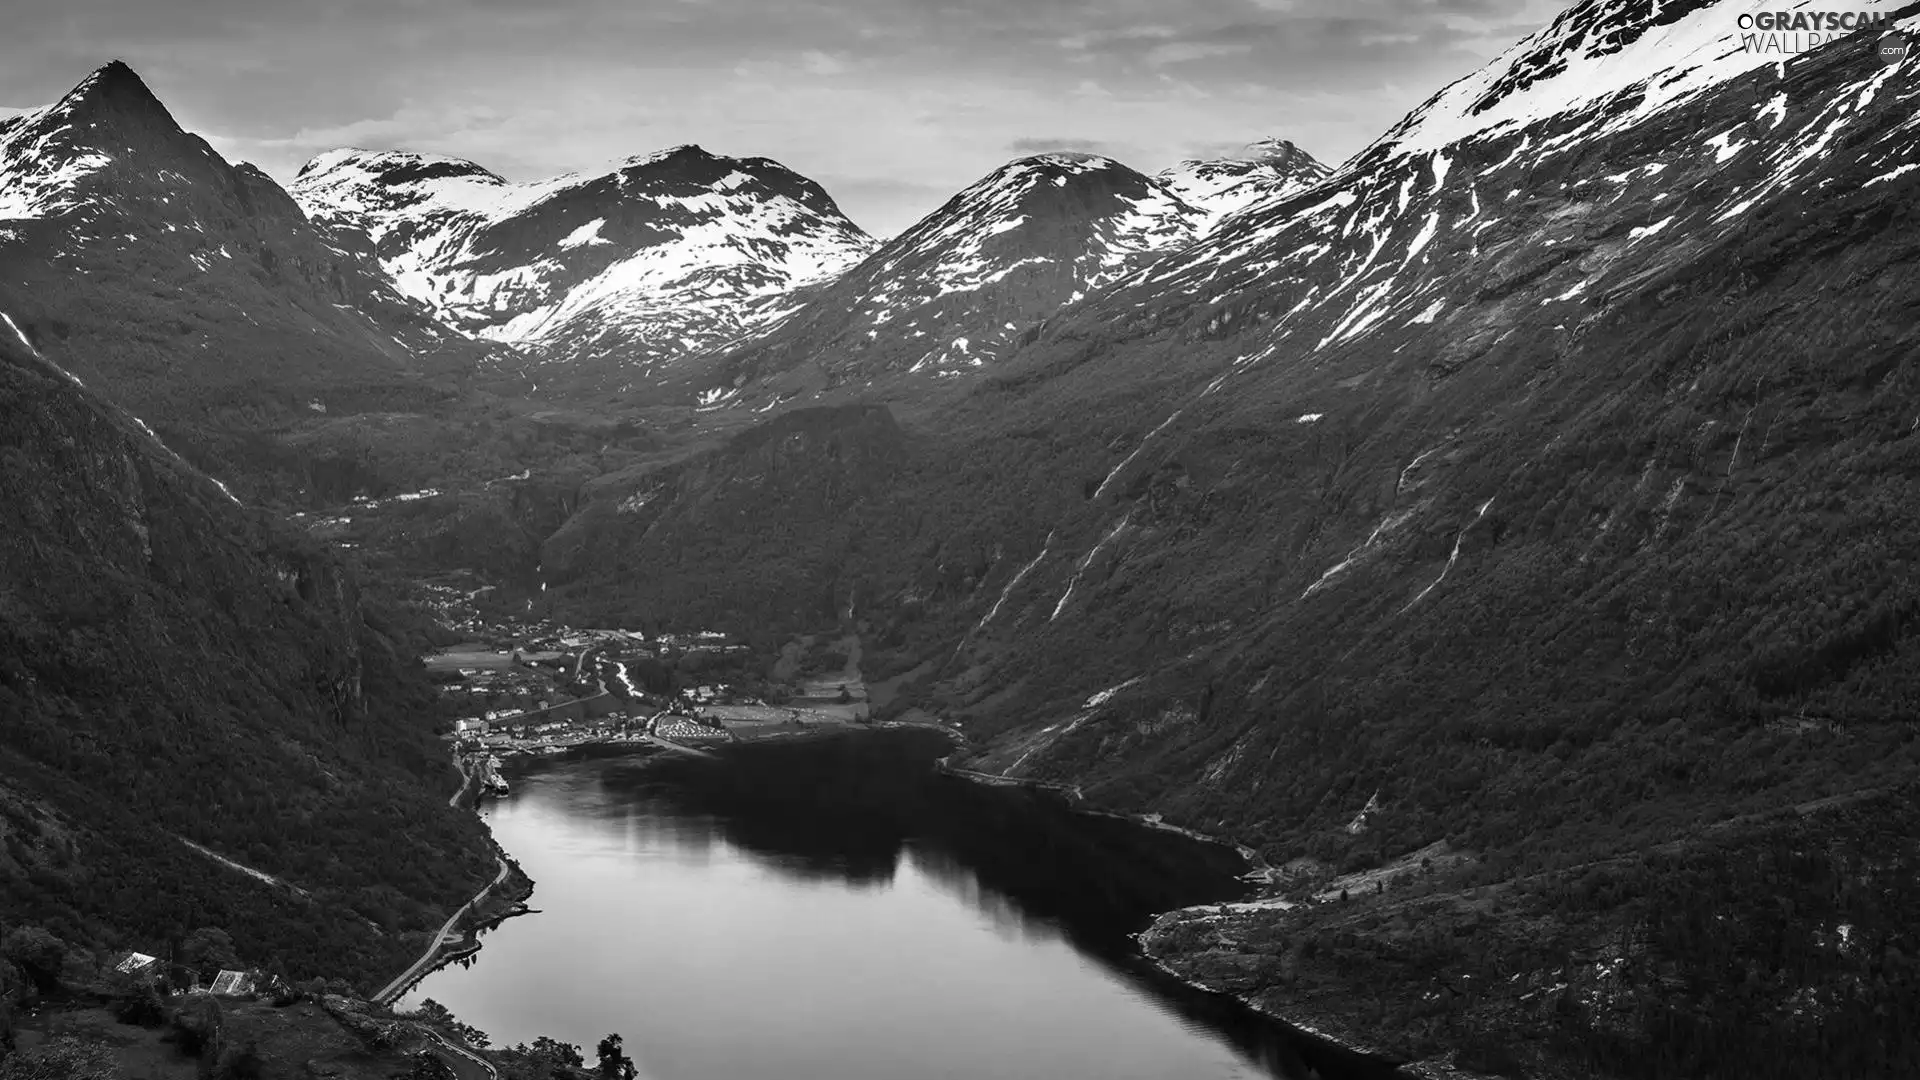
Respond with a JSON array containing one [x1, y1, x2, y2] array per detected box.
[[292, 141, 877, 390], [686, 151, 1211, 409]]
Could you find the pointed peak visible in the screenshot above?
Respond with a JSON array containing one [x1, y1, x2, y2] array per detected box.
[[81, 60, 149, 92], [54, 60, 174, 128]]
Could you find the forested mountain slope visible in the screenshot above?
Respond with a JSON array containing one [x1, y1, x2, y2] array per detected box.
[[0, 306, 495, 988]]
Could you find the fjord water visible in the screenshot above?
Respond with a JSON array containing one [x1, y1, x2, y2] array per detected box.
[[401, 730, 1347, 1080]]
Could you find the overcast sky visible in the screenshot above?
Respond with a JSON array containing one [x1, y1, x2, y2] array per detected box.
[[1, 0, 1564, 237]]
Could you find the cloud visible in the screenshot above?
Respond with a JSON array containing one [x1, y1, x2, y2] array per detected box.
[[800, 50, 848, 76], [1007, 136, 1122, 155], [1060, 24, 1181, 51], [1144, 41, 1254, 66], [1181, 138, 1261, 160]]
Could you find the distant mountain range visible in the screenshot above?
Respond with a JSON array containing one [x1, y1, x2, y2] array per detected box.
[[3, 61, 1335, 411], [292, 144, 876, 386]]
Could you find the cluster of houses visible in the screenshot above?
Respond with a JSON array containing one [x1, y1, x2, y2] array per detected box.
[[655, 631, 749, 656], [456, 710, 644, 751], [111, 951, 280, 999], [654, 716, 729, 742], [437, 665, 553, 698]]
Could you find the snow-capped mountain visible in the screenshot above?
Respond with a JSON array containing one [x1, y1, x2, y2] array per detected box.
[[695, 152, 1208, 403], [1075, 0, 1917, 380], [904, 0, 1920, 750], [1156, 137, 1329, 227], [292, 145, 876, 381], [0, 62, 473, 502], [1354, 0, 1898, 166]]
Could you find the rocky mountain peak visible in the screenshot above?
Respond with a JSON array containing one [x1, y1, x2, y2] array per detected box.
[[690, 151, 1206, 399], [290, 140, 877, 384], [1, 62, 225, 222], [53, 60, 178, 133], [1156, 137, 1329, 226], [1243, 137, 1326, 173]]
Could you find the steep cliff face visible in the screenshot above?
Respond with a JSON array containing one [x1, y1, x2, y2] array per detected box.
[[0, 322, 494, 986]]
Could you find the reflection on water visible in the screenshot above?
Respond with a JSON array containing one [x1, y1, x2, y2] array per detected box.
[[401, 730, 1379, 1080]]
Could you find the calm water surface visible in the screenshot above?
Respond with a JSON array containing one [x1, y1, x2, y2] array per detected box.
[[400, 732, 1355, 1080]]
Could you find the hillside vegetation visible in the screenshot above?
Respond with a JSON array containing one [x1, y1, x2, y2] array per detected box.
[[0, 331, 494, 988]]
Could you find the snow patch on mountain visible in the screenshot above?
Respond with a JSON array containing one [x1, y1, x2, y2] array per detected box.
[[0, 98, 118, 219], [1361, 0, 1905, 163], [701, 151, 1213, 391], [292, 145, 875, 372], [1158, 138, 1331, 228]]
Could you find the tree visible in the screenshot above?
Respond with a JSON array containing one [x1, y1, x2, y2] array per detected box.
[[516, 1037, 581, 1071], [108, 972, 166, 1027], [594, 1035, 635, 1080], [170, 996, 223, 1060], [1, 928, 68, 991], [180, 928, 239, 974]]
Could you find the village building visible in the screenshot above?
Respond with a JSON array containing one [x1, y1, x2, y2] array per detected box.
[[113, 951, 160, 977], [208, 969, 257, 997]]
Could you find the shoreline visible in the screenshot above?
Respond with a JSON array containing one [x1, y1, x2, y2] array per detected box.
[[928, 739, 1415, 1078], [371, 848, 535, 1006], [372, 749, 539, 1007], [413, 721, 1413, 1076]]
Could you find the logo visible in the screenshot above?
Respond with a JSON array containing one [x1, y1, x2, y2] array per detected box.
[[1735, 9, 1892, 55], [1880, 29, 1913, 64]]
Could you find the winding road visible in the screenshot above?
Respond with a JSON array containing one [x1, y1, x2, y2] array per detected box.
[[421, 1027, 499, 1080], [447, 755, 477, 809], [373, 855, 511, 1006]]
